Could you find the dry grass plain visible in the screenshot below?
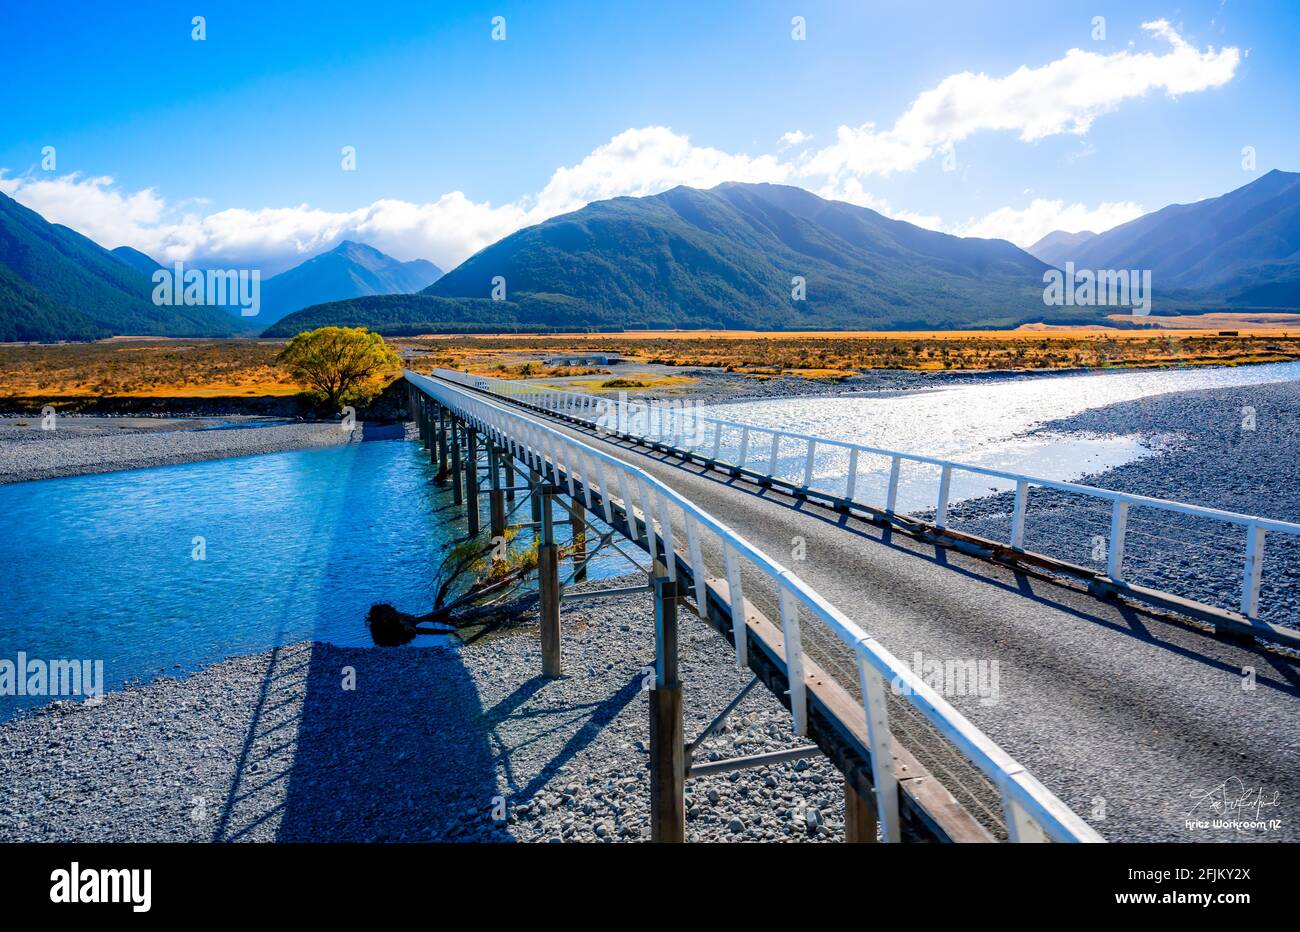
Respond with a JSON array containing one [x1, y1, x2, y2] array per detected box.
[[2, 323, 1298, 400], [401, 327, 1300, 381]]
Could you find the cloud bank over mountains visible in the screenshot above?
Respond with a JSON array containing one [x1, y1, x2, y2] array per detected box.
[[0, 20, 1236, 273]]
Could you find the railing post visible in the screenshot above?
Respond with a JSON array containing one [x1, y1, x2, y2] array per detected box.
[[845, 447, 859, 502], [650, 574, 685, 843], [779, 589, 807, 736], [539, 484, 562, 677], [885, 456, 901, 515], [1241, 524, 1266, 620], [802, 440, 816, 489], [489, 445, 506, 539], [857, 654, 900, 842], [935, 464, 952, 530], [1107, 500, 1129, 580], [1010, 479, 1028, 550], [466, 428, 480, 536], [723, 544, 747, 668], [450, 419, 463, 506], [1003, 789, 1050, 843]]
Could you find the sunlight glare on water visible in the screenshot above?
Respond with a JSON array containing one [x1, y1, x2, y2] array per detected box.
[[698, 361, 1300, 512]]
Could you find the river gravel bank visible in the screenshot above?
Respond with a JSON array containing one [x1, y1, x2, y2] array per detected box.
[[0, 576, 848, 843], [943, 379, 1300, 627], [0, 416, 385, 484]]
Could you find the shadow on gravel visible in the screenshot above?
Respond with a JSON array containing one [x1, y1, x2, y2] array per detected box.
[[273, 644, 509, 843], [208, 433, 510, 843], [487, 672, 644, 802]]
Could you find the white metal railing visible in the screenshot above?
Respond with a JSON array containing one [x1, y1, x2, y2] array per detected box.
[[409, 369, 1102, 843], [435, 369, 1300, 633]]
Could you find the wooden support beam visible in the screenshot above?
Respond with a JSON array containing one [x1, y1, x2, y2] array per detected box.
[[436, 407, 448, 480], [570, 508, 587, 583], [450, 418, 463, 506], [489, 446, 506, 539], [539, 484, 561, 678], [844, 776, 879, 843], [427, 404, 437, 467], [650, 575, 685, 843], [427, 404, 438, 467], [529, 469, 542, 524], [466, 428, 480, 536]]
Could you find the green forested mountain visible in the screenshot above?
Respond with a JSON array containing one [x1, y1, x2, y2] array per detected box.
[[0, 192, 249, 341], [256, 241, 443, 325], [1061, 169, 1300, 308], [271, 183, 1065, 335], [0, 263, 108, 342], [110, 245, 165, 277], [261, 292, 588, 337], [422, 182, 1060, 329]]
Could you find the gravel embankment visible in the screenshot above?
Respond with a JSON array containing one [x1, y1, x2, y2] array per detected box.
[[0, 576, 848, 843], [0, 416, 377, 484], [943, 379, 1300, 626]]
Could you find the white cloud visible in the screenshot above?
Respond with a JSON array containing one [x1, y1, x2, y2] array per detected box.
[[0, 127, 785, 275], [0, 173, 169, 249], [527, 126, 788, 221], [777, 130, 813, 150], [801, 20, 1238, 182], [956, 198, 1145, 246]]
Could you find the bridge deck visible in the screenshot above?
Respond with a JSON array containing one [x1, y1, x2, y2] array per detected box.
[[486, 388, 1300, 842]]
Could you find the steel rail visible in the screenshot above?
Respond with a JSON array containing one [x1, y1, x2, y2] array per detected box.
[[407, 369, 1102, 844]]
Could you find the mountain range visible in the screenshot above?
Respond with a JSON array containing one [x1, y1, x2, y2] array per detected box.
[[0, 191, 245, 342], [1026, 229, 1097, 267], [0, 190, 444, 341], [1027, 169, 1300, 308], [256, 240, 441, 325], [269, 182, 1064, 335], [7, 171, 1300, 343]]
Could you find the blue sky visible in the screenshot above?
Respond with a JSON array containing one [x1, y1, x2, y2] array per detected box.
[[3, 0, 1296, 274]]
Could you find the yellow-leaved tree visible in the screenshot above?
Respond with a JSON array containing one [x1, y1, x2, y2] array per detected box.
[[276, 326, 400, 413]]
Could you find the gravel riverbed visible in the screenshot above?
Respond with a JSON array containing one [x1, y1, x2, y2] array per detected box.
[[0, 575, 847, 843], [0, 416, 379, 484]]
